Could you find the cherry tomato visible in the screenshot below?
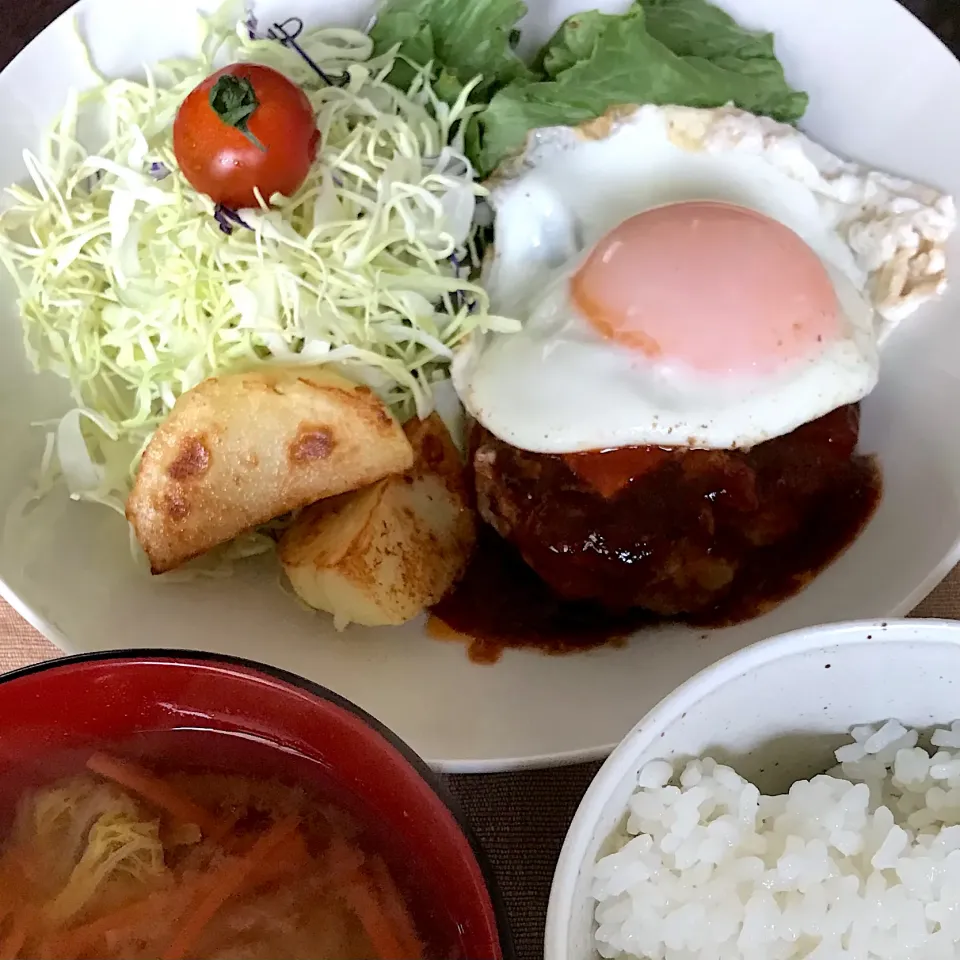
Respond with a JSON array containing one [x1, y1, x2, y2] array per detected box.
[[173, 63, 320, 209]]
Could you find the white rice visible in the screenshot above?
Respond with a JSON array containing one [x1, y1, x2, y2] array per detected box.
[[592, 720, 960, 959]]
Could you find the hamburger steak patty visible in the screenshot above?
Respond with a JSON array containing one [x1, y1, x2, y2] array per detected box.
[[471, 405, 872, 617]]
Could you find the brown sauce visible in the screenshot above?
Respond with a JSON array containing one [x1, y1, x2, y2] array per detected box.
[[428, 526, 650, 663], [430, 406, 882, 663]]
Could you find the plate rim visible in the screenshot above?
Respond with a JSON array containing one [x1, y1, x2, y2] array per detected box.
[[0, 0, 959, 772]]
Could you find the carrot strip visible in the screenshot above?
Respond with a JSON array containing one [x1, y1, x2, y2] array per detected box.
[[324, 833, 366, 877], [324, 835, 422, 960], [0, 908, 32, 960], [38, 888, 188, 960], [252, 830, 309, 887], [367, 856, 424, 960], [86, 753, 219, 835], [207, 812, 240, 848], [342, 876, 412, 960], [160, 815, 300, 960], [0, 848, 28, 888]]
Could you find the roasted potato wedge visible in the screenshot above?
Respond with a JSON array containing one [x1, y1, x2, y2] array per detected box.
[[279, 413, 476, 628], [127, 367, 413, 574]]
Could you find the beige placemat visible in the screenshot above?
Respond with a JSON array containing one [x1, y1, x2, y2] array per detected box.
[[1, 570, 959, 960]]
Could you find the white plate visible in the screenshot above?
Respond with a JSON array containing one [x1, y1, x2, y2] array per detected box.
[[0, 0, 958, 772]]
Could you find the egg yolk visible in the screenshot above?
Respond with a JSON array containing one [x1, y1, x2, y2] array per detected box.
[[569, 201, 842, 375]]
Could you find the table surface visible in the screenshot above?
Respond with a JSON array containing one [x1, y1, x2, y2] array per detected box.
[[0, 1, 958, 958]]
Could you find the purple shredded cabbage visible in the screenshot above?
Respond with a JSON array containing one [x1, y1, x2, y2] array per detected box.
[[245, 12, 258, 40], [266, 18, 348, 86], [447, 253, 478, 313], [213, 204, 253, 235], [449, 255, 464, 311], [148, 161, 170, 181], [213, 208, 232, 235]]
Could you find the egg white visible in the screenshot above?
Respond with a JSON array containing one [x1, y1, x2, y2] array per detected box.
[[453, 104, 955, 454], [455, 254, 877, 452]]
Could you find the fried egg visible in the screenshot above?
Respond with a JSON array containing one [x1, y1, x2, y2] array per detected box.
[[452, 104, 956, 454]]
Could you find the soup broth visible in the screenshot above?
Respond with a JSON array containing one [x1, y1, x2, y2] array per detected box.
[[0, 729, 431, 960]]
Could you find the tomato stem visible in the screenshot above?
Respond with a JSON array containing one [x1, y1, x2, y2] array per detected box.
[[208, 75, 267, 152]]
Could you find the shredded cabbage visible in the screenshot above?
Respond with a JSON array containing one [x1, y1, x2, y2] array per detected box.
[[27, 778, 139, 878], [46, 810, 168, 922], [16, 777, 168, 922], [0, 3, 515, 519]]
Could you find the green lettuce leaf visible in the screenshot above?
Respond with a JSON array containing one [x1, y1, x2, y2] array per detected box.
[[369, 0, 533, 100], [370, 0, 808, 177], [536, 10, 618, 78], [536, 0, 798, 80], [638, 0, 801, 85], [477, 4, 807, 174]]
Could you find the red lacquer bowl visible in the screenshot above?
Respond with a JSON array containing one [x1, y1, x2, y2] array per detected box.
[[0, 649, 512, 960]]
